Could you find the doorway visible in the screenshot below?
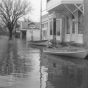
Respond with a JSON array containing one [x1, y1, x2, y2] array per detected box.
[[22, 31, 26, 39]]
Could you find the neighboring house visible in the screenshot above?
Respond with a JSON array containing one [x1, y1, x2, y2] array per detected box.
[[26, 22, 40, 41], [46, 0, 83, 44], [42, 14, 48, 40], [16, 21, 40, 41]]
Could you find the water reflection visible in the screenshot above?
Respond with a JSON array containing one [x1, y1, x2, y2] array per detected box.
[[41, 54, 88, 88], [0, 38, 88, 88]]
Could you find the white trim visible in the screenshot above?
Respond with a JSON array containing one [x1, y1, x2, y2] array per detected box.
[[74, 4, 83, 14], [64, 4, 76, 17], [64, 4, 83, 17], [47, 0, 83, 11], [61, 1, 83, 4], [42, 21, 48, 24], [48, 14, 53, 18]]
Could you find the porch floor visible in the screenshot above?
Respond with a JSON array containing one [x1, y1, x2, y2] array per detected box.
[[50, 40, 86, 49]]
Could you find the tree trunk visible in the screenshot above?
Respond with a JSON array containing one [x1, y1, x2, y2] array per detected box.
[[8, 26, 13, 40], [7, 24, 14, 40], [9, 30, 13, 40]]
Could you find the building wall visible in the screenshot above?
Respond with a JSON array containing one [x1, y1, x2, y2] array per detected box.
[[42, 23, 48, 40], [33, 29, 40, 40], [26, 30, 31, 41], [26, 29, 40, 41], [17, 21, 40, 41], [42, 14, 48, 40], [64, 10, 83, 43]]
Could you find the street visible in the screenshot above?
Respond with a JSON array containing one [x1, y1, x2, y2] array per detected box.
[[0, 36, 88, 88]]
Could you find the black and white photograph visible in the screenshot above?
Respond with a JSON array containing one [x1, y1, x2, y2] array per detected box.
[[0, 0, 88, 88]]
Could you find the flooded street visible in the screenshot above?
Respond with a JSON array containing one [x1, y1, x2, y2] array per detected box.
[[0, 38, 88, 88]]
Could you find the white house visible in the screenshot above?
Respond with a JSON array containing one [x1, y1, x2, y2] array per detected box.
[[16, 21, 40, 41], [46, 0, 84, 44]]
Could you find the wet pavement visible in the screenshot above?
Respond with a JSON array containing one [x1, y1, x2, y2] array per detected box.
[[0, 37, 88, 88], [0, 36, 9, 60]]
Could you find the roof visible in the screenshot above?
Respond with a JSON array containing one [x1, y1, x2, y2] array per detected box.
[[17, 21, 40, 29]]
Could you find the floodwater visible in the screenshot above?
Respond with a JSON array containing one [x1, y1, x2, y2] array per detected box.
[[0, 38, 88, 88]]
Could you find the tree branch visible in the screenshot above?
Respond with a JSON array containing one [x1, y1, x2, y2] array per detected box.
[[0, 0, 32, 32]]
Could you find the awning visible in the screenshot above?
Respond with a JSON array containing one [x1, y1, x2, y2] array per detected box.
[[49, 2, 84, 17]]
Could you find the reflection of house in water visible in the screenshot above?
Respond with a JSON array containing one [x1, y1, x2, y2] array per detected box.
[[46, 56, 82, 88], [46, 0, 84, 44], [40, 54, 48, 88], [41, 54, 88, 88], [15, 21, 40, 40]]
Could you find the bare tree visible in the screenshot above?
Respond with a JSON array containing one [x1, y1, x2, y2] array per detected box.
[[0, 0, 32, 39], [24, 16, 32, 22]]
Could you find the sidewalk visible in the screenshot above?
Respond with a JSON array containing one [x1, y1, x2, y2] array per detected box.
[[0, 36, 9, 60]]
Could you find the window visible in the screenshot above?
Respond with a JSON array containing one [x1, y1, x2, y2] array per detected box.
[[42, 22, 48, 29], [72, 21, 75, 33], [46, 23, 48, 28], [47, 0, 50, 2], [78, 10, 83, 34], [44, 23, 47, 28], [53, 18, 56, 35], [67, 16, 70, 34], [56, 19, 60, 35], [72, 14, 75, 19]]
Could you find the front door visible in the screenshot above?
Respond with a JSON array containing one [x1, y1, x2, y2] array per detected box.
[[71, 20, 76, 42]]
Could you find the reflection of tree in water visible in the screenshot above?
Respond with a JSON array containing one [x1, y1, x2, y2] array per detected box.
[[0, 39, 28, 76], [13, 39, 28, 75], [0, 41, 14, 75]]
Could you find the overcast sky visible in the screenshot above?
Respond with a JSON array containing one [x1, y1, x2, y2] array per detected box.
[[19, 0, 48, 22]]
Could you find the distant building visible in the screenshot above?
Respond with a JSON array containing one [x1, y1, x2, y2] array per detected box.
[[16, 21, 40, 41]]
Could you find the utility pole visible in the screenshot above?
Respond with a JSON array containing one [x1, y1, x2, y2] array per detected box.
[[83, 0, 88, 47], [40, 0, 42, 40]]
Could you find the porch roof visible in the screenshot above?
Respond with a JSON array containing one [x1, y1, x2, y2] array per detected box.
[[49, 1, 83, 17]]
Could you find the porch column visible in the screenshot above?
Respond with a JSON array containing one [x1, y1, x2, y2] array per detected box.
[[47, 17, 50, 40], [75, 11, 78, 43], [64, 16, 67, 42], [69, 14, 72, 42], [53, 18, 56, 43], [83, 0, 88, 47], [52, 11, 57, 44]]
